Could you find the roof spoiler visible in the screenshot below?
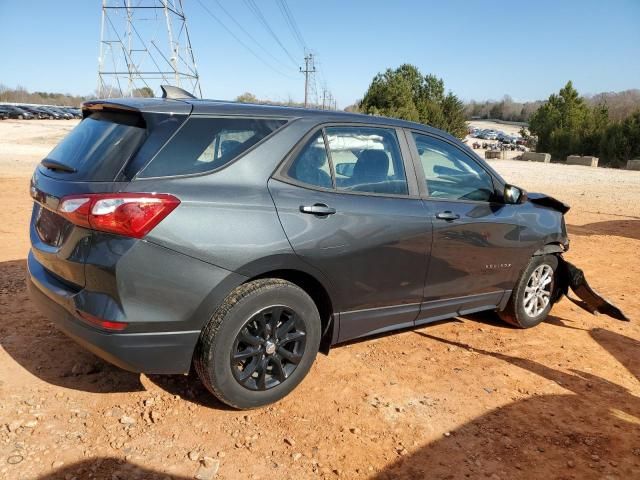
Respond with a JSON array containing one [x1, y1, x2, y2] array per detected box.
[[161, 85, 197, 100]]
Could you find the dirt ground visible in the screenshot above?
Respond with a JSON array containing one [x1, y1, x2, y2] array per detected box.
[[1, 119, 639, 480]]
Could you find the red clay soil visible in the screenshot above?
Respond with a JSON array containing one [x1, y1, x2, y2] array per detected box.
[[1, 172, 639, 480]]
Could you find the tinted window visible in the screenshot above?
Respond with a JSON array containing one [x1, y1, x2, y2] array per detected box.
[[412, 133, 495, 201], [287, 131, 332, 189], [140, 117, 286, 178], [42, 111, 146, 181], [326, 126, 408, 195]]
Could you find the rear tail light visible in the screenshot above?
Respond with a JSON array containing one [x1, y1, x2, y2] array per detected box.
[[57, 193, 180, 239], [76, 310, 128, 331]]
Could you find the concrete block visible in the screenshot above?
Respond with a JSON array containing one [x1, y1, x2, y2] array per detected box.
[[522, 152, 551, 163], [485, 150, 502, 159], [567, 155, 598, 167], [627, 159, 640, 171]]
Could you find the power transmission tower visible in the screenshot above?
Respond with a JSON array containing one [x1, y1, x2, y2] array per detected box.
[[98, 0, 202, 98], [299, 53, 316, 108]]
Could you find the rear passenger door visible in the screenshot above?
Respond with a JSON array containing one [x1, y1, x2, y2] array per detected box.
[[269, 124, 432, 342]]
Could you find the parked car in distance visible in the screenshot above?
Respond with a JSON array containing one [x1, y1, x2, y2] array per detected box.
[[28, 87, 625, 409], [62, 107, 82, 119], [37, 106, 64, 120], [49, 107, 74, 120], [19, 105, 50, 119], [474, 129, 487, 139], [1, 105, 34, 119]]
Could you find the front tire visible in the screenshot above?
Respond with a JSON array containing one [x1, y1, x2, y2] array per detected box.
[[499, 254, 559, 328], [194, 279, 321, 409]]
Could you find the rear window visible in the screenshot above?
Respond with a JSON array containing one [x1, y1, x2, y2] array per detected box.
[[138, 117, 287, 178], [41, 111, 146, 181]]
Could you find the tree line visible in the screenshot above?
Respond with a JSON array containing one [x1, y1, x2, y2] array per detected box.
[[4, 73, 638, 168], [464, 96, 543, 123], [235, 91, 338, 110], [0, 85, 160, 106], [0, 84, 89, 107], [528, 81, 640, 167], [353, 66, 639, 168], [465, 89, 640, 124]]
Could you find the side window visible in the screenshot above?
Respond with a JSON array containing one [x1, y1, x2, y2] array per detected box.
[[287, 131, 332, 189], [196, 129, 256, 163], [325, 126, 408, 195], [412, 133, 495, 202], [140, 117, 286, 178]]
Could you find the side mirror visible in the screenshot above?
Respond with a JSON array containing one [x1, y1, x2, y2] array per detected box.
[[335, 163, 354, 177], [504, 184, 527, 204]]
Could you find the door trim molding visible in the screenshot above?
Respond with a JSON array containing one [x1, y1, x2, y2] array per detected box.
[[335, 290, 508, 344], [337, 302, 421, 342], [416, 290, 505, 326]]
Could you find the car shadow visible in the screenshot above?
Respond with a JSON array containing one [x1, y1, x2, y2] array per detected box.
[[370, 330, 640, 479], [146, 371, 236, 411], [590, 327, 640, 382], [568, 219, 640, 241], [34, 457, 192, 479], [544, 314, 588, 331], [0, 259, 144, 393]]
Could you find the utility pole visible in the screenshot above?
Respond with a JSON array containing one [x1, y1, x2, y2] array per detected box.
[[324, 90, 334, 111], [299, 53, 315, 108], [322, 88, 327, 110], [98, 0, 201, 98]]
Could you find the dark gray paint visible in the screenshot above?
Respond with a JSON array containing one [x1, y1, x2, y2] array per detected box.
[[268, 178, 432, 341]]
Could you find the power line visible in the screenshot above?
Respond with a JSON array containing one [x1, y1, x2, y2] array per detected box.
[[194, 0, 296, 79], [313, 55, 337, 110], [210, 0, 293, 71], [275, 0, 306, 54], [243, 0, 299, 67]]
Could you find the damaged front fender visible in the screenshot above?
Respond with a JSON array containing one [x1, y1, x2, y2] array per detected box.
[[556, 257, 629, 321]]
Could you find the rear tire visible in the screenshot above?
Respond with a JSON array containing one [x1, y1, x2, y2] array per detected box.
[[194, 279, 321, 409], [499, 254, 559, 328]]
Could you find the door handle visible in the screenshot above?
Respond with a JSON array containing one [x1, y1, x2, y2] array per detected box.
[[436, 211, 460, 221], [300, 203, 336, 216]]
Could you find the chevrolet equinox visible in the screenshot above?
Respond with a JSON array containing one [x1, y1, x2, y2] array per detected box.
[[28, 86, 626, 409]]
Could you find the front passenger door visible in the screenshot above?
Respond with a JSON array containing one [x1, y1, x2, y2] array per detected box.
[[408, 132, 530, 320]]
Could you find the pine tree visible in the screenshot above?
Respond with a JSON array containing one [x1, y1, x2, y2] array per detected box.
[[359, 64, 467, 138]]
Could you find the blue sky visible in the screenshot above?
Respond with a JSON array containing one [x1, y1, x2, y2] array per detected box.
[[1, 0, 639, 107]]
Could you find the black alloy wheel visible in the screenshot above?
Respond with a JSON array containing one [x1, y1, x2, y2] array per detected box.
[[231, 306, 306, 391]]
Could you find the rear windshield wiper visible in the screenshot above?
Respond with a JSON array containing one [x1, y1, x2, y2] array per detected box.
[[41, 159, 77, 173]]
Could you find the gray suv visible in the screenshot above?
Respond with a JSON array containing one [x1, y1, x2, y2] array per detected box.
[[28, 87, 626, 409]]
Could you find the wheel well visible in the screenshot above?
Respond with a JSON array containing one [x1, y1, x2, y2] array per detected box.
[[247, 269, 335, 354], [533, 242, 565, 256]]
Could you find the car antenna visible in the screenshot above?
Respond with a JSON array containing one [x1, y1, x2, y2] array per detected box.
[[160, 85, 197, 100]]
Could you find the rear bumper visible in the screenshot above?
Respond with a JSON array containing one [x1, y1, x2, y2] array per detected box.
[[28, 251, 200, 374]]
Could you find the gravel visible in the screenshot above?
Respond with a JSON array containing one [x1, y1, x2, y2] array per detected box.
[[488, 159, 640, 218]]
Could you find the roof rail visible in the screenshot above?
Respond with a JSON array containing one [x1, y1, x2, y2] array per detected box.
[[160, 85, 197, 100]]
